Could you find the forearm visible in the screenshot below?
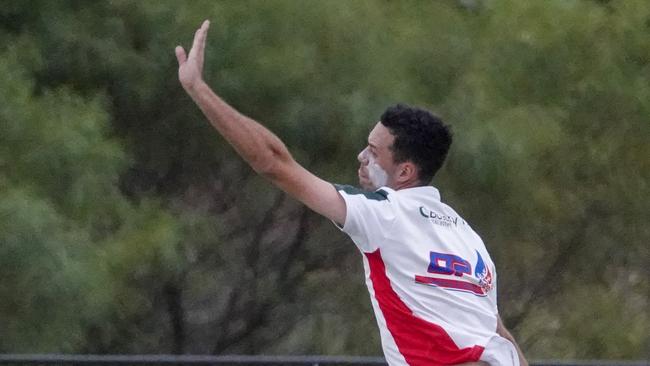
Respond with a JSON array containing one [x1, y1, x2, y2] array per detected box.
[[185, 81, 291, 174]]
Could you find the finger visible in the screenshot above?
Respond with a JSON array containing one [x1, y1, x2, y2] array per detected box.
[[188, 20, 209, 60], [175, 46, 187, 65], [198, 20, 210, 62]]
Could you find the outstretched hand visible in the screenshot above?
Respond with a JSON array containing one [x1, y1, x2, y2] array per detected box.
[[175, 20, 210, 91]]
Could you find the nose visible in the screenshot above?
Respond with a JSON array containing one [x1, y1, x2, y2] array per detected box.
[[357, 148, 369, 165]]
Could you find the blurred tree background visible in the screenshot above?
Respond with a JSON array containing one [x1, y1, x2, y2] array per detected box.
[[0, 0, 648, 360]]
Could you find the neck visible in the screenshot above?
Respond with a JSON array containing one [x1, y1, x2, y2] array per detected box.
[[392, 179, 424, 191]]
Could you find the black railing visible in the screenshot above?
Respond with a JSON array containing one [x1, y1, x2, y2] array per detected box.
[[0, 355, 384, 366], [0, 355, 648, 366]]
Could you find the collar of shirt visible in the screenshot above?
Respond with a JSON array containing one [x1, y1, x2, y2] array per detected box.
[[382, 185, 441, 201]]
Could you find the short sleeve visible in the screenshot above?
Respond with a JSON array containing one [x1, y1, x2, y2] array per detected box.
[[334, 184, 396, 253]]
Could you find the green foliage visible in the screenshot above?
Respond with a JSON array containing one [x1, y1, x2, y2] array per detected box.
[[0, 38, 183, 352], [0, 44, 115, 351], [1, 0, 648, 359], [0, 188, 97, 351]]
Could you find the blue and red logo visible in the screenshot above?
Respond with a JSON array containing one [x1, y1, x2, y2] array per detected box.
[[415, 250, 493, 296]]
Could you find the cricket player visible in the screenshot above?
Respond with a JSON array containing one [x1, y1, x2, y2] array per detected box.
[[175, 20, 528, 366]]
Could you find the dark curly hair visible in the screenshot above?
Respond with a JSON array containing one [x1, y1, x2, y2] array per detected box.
[[380, 104, 452, 184]]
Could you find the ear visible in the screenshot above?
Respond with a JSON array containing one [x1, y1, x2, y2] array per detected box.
[[396, 161, 418, 183]]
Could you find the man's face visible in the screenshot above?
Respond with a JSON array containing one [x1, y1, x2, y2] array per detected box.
[[357, 122, 397, 190]]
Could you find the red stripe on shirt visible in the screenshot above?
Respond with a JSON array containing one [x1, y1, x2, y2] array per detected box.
[[366, 249, 484, 365], [414, 275, 487, 296]]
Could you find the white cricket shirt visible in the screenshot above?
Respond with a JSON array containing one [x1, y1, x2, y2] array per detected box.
[[335, 184, 517, 366]]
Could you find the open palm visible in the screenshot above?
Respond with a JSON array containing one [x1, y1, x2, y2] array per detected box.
[[175, 20, 210, 90]]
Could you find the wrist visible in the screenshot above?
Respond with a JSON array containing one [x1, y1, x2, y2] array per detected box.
[[184, 79, 208, 98]]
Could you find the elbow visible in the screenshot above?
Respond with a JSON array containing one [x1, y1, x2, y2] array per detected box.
[[252, 143, 293, 178], [253, 159, 280, 177], [254, 156, 291, 180]]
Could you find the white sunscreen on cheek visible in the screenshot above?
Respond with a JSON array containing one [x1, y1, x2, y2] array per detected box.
[[367, 153, 388, 189]]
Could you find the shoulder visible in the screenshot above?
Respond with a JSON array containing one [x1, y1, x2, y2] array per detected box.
[[333, 185, 397, 252], [334, 184, 393, 202]]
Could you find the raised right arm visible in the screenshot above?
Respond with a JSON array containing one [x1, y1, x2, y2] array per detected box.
[[176, 21, 346, 225]]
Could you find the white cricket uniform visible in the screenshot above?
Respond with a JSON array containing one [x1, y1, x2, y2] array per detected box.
[[334, 184, 519, 366]]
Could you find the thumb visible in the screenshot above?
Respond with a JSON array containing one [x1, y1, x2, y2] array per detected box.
[[175, 46, 187, 65]]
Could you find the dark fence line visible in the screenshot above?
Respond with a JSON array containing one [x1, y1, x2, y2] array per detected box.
[[0, 355, 385, 366], [0, 354, 648, 366]]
